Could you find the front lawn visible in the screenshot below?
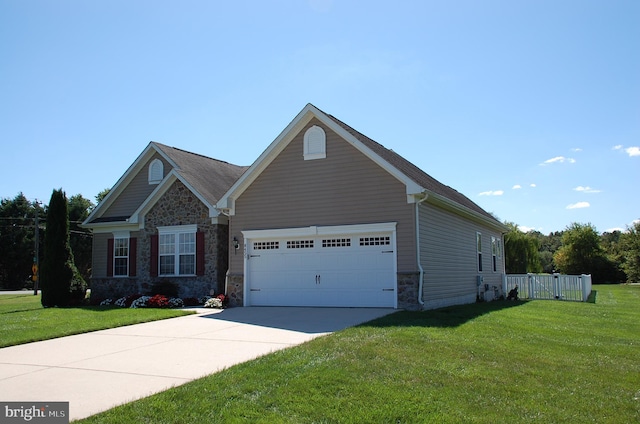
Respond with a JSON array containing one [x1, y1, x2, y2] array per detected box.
[[0, 294, 193, 348], [78, 284, 640, 423]]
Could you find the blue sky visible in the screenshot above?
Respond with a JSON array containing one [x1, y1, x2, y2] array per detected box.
[[1, 0, 638, 234]]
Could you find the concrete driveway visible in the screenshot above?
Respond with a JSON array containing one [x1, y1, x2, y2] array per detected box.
[[0, 307, 393, 421]]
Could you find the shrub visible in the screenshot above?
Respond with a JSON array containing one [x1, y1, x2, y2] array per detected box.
[[182, 297, 200, 306], [130, 296, 151, 308], [115, 293, 144, 308], [149, 281, 179, 298], [147, 294, 170, 308]]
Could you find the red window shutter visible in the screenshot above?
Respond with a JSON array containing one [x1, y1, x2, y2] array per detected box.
[[107, 238, 114, 277], [196, 231, 205, 276], [150, 234, 158, 277], [129, 237, 137, 277]]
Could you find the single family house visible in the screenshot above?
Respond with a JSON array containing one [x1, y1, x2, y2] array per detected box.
[[84, 104, 507, 309]]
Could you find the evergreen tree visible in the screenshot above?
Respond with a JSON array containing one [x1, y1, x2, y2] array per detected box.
[[41, 189, 75, 307]]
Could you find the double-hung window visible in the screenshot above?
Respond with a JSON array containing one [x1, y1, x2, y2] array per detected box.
[[491, 236, 502, 272], [476, 232, 483, 272], [113, 237, 129, 276], [158, 225, 197, 276], [108, 232, 136, 278]]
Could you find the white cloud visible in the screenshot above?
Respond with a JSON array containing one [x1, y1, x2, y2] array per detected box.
[[530, 183, 536, 188], [566, 202, 590, 209], [541, 156, 575, 165], [479, 190, 504, 196], [625, 146, 640, 157], [512, 184, 522, 190], [612, 145, 639, 157], [574, 186, 601, 193], [519, 225, 537, 233], [572, 147, 582, 152]]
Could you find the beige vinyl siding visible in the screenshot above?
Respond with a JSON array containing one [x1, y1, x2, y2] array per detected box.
[[92, 231, 143, 278], [419, 202, 503, 309], [92, 232, 110, 278], [102, 153, 171, 217], [229, 118, 416, 274]]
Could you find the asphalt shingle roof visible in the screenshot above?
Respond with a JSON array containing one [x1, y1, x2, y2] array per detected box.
[[153, 142, 248, 206], [323, 110, 500, 224]]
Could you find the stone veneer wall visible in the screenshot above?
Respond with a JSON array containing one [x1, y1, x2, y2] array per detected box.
[[225, 273, 244, 307], [397, 272, 420, 310], [91, 180, 229, 300]]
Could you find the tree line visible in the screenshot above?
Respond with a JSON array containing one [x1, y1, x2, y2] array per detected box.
[[505, 221, 640, 284], [0, 190, 109, 291], [1, 190, 638, 291]]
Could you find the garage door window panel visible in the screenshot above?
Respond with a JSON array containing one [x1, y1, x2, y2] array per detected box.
[[322, 238, 351, 247], [359, 236, 390, 246], [254, 241, 279, 250], [286, 240, 314, 249]]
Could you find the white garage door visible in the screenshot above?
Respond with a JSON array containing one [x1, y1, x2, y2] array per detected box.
[[243, 223, 397, 308]]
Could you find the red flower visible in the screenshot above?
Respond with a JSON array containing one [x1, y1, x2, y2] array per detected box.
[[148, 294, 170, 308]]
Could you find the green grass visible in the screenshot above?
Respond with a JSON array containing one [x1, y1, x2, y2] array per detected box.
[[77, 284, 640, 424], [0, 294, 193, 347]]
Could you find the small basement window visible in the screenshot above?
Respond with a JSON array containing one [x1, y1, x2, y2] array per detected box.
[[303, 125, 326, 160]]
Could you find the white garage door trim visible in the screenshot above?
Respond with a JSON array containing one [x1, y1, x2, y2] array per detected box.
[[242, 222, 397, 308]]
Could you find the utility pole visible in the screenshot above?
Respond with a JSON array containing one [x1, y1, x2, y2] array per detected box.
[[33, 201, 40, 296]]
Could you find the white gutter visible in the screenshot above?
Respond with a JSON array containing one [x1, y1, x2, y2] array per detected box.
[[416, 193, 429, 307]]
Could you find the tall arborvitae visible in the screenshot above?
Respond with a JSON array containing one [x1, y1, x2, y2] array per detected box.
[[41, 189, 75, 307]]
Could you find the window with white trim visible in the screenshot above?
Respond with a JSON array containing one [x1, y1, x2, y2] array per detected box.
[[158, 225, 196, 276], [303, 125, 326, 160], [491, 236, 501, 272], [113, 238, 129, 276], [477, 232, 483, 272], [149, 159, 164, 184]]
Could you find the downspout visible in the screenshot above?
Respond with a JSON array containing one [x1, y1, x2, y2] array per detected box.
[[218, 208, 232, 297], [415, 193, 429, 307]]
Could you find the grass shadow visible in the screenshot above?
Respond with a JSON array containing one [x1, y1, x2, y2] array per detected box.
[[586, 290, 597, 303], [360, 299, 528, 329]]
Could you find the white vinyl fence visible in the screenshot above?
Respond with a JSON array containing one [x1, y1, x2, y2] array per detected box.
[[504, 274, 592, 302]]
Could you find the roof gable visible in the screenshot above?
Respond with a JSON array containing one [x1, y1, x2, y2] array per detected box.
[[83, 142, 247, 228], [216, 104, 504, 230]]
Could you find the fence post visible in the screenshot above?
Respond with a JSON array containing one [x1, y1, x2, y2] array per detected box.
[[581, 274, 591, 302]]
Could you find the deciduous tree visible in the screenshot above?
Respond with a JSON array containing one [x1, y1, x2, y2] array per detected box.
[[620, 222, 640, 284], [504, 222, 542, 273]]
